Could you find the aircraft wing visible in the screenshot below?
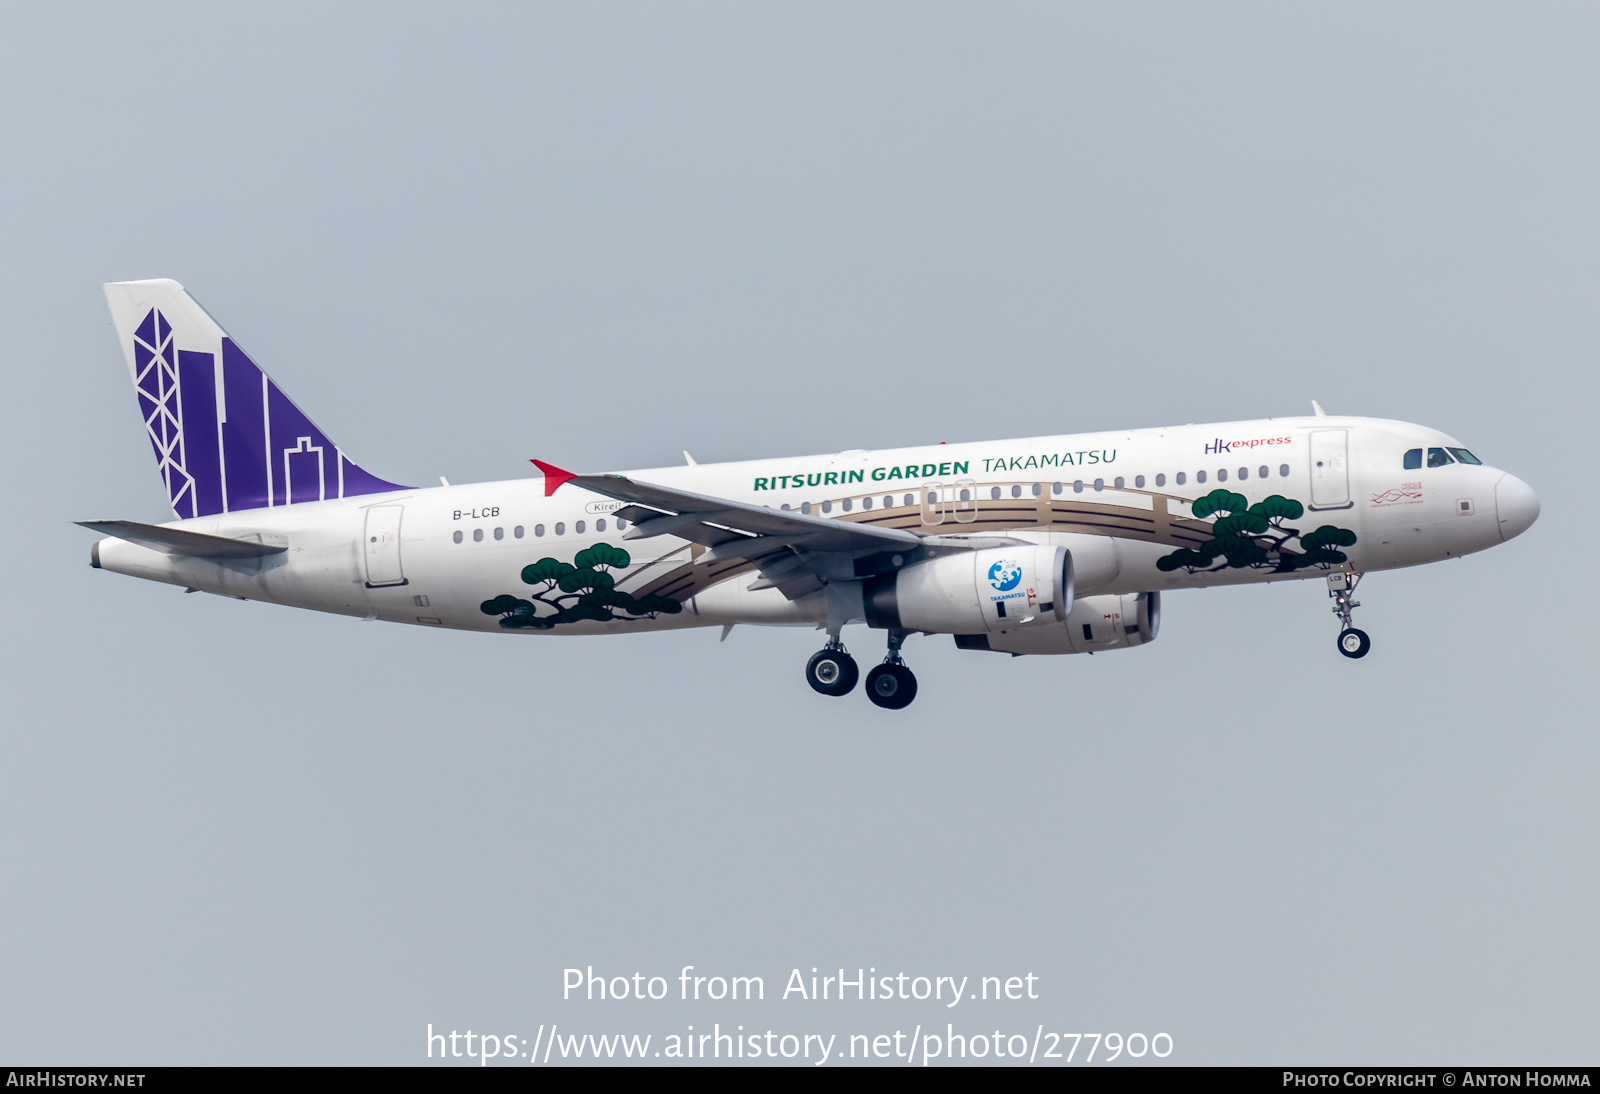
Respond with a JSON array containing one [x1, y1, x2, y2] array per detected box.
[[532, 461, 921, 568], [568, 472, 921, 556]]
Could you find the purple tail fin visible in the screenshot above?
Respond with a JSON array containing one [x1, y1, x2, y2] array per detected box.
[[104, 279, 410, 519]]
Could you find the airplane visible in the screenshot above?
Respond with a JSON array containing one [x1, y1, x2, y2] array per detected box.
[[81, 279, 1540, 710]]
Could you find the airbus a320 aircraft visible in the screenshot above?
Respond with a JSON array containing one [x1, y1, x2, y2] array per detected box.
[[83, 280, 1540, 709]]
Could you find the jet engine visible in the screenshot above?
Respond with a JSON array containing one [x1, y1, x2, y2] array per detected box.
[[954, 591, 1161, 655], [864, 545, 1071, 634]]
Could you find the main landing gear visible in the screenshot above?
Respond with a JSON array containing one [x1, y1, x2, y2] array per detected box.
[[1328, 572, 1371, 659], [864, 629, 917, 710], [806, 640, 859, 696], [804, 629, 919, 708]]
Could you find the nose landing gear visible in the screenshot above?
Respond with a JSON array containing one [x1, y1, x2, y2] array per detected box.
[[1328, 572, 1371, 659], [805, 640, 859, 696], [864, 629, 918, 710]]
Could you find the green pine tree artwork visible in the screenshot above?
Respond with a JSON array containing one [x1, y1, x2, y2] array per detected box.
[[1156, 490, 1357, 574], [480, 543, 683, 629]]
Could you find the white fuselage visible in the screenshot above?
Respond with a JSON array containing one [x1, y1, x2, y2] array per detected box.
[[92, 415, 1535, 637]]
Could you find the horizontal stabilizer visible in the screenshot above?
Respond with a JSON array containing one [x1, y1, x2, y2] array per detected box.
[[76, 520, 288, 559]]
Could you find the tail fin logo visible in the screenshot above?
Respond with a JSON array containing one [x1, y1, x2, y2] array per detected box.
[[106, 282, 411, 519], [132, 308, 202, 518]]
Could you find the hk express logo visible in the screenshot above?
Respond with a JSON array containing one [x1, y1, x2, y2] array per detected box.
[[988, 559, 1022, 592], [1204, 435, 1293, 454]]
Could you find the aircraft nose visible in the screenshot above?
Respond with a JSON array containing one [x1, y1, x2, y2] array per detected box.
[[1494, 473, 1540, 542]]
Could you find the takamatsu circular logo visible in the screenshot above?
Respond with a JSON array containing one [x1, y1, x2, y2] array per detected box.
[[987, 559, 1022, 592]]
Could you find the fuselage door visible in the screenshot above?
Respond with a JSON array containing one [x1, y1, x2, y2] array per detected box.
[[921, 481, 979, 526], [364, 504, 408, 587], [951, 479, 978, 523], [1309, 430, 1353, 510]]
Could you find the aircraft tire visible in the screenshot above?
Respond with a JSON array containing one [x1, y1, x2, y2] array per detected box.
[[865, 663, 917, 710], [807, 649, 859, 696], [1337, 628, 1371, 659]]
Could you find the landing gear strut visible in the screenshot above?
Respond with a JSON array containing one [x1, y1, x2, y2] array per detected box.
[[1328, 572, 1371, 659], [806, 638, 859, 696], [865, 629, 918, 710]]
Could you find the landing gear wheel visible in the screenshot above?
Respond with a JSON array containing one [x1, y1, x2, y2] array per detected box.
[[806, 648, 859, 696], [865, 663, 918, 709], [1327, 573, 1370, 660], [1337, 628, 1371, 659]]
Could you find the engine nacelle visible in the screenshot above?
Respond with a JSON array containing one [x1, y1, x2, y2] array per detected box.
[[954, 591, 1161, 655], [864, 545, 1071, 634]]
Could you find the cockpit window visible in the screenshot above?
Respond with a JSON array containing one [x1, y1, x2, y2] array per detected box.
[[1449, 447, 1483, 465], [1403, 448, 1422, 470], [1427, 447, 1454, 468]]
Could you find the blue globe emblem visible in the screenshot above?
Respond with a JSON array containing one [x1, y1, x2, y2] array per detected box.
[[988, 559, 1022, 592]]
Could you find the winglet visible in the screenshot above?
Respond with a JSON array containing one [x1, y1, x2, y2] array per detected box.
[[1311, 400, 1327, 417], [531, 459, 577, 496]]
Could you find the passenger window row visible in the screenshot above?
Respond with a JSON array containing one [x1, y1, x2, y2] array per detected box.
[[784, 495, 917, 516], [775, 465, 1297, 517], [1049, 465, 1290, 492], [1403, 447, 1482, 470], [450, 517, 629, 544]]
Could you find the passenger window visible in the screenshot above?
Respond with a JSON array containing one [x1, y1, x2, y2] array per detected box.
[[1238, 467, 1248, 480], [534, 524, 545, 537], [576, 520, 586, 534], [596, 519, 606, 532], [1135, 475, 1145, 488], [821, 501, 832, 513], [862, 497, 873, 510], [1156, 474, 1166, 487], [1011, 485, 1022, 498], [554, 522, 565, 536], [1197, 471, 1207, 484], [885, 496, 895, 508], [1278, 464, 1289, 477], [1175, 472, 1185, 486], [1257, 466, 1267, 478], [1114, 477, 1125, 489], [903, 494, 913, 507], [1052, 482, 1062, 495], [1403, 448, 1423, 470], [1217, 469, 1228, 482], [1449, 448, 1483, 465], [452, 530, 463, 544], [959, 488, 970, 502], [801, 503, 811, 515], [1093, 478, 1104, 491], [1031, 483, 1042, 496], [990, 487, 1001, 500], [473, 529, 483, 542], [493, 527, 503, 540], [616, 519, 628, 530], [1428, 447, 1454, 468], [1073, 480, 1084, 493], [841, 499, 852, 512], [514, 525, 524, 539]]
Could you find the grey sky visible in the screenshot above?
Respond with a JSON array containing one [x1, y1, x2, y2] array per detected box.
[[0, 2, 1594, 1064]]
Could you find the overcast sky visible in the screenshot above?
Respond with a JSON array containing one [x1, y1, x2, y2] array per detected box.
[[0, 2, 1594, 1065]]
